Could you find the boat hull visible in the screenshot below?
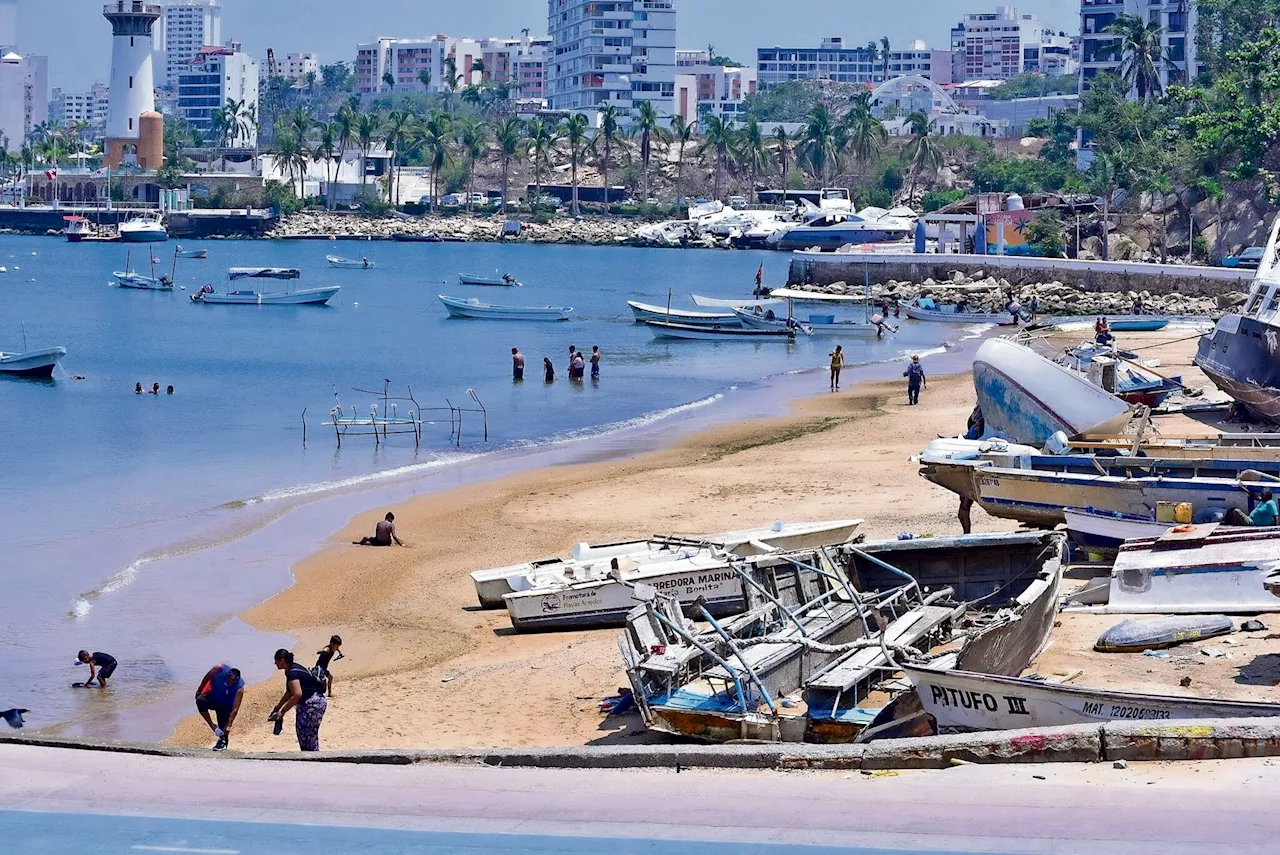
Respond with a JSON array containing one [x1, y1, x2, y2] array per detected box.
[[439, 295, 571, 321], [119, 228, 167, 243], [115, 272, 173, 291], [1196, 314, 1280, 420], [459, 274, 516, 286], [735, 309, 884, 337], [772, 226, 911, 251], [1062, 507, 1172, 555], [1110, 319, 1169, 331], [690, 294, 782, 309], [647, 320, 794, 341], [327, 256, 376, 269], [628, 301, 738, 326], [900, 301, 1015, 324], [0, 346, 66, 378], [194, 286, 340, 306], [907, 665, 1280, 731]]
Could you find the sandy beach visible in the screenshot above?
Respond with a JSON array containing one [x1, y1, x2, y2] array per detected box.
[[168, 329, 1217, 752]]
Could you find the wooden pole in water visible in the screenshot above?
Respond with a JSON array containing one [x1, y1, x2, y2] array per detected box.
[[301, 407, 307, 448]]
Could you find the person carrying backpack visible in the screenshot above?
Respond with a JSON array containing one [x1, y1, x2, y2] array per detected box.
[[904, 355, 927, 406], [267, 648, 328, 751]]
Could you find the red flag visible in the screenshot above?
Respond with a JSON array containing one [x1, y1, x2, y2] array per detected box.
[[755, 263, 763, 287], [45, 167, 57, 181]]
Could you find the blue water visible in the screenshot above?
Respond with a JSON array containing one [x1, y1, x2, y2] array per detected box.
[[0, 236, 966, 739]]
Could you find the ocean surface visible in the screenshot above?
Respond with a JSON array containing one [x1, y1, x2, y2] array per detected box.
[[0, 236, 980, 741]]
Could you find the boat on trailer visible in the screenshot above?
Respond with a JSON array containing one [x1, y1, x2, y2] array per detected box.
[[628, 300, 739, 326], [0, 345, 66, 379], [191, 268, 340, 306], [327, 255, 376, 269], [439, 295, 573, 321], [459, 272, 519, 287]]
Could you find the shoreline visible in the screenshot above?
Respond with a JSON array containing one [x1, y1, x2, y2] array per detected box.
[[166, 336, 1005, 753]]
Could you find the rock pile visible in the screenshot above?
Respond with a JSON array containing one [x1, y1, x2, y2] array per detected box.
[[792, 268, 1227, 317], [268, 211, 641, 246]]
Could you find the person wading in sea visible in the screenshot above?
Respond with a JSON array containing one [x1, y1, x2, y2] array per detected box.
[[511, 347, 525, 381], [74, 650, 117, 688]]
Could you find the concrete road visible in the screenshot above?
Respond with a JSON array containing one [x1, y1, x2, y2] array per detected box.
[[2, 743, 1279, 854]]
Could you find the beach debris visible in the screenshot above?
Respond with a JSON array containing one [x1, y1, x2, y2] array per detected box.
[[1243, 620, 1268, 632], [440, 674, 457, 683], [1114, 759, 1129, 770], [1096, 616, 1234, 652], [1222, 637, 1239, 646], [599, 689, 635, 716], [1201, 647, 1229, 658], [1142, 649, 1169, 658], [1, 708, 28, 728], [1180, 677, 1193, 687]]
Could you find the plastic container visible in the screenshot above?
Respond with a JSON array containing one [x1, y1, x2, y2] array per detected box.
[[1155, 501, 1176, 523], [809, 314, 835, 325], [1175, 502, 1193, 524]]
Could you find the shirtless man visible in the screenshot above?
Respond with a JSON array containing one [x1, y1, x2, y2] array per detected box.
[[356, 512, 405, 546], [512, 347, 525, 381]]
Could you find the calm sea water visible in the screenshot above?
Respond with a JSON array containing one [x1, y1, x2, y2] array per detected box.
[[0, 236, 974, 740]]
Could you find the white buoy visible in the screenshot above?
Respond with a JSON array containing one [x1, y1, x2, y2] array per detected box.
[[353, 301, 359, 307]]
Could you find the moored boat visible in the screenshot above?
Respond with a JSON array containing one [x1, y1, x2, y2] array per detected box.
[[64, 216, 116, 242], [174, 245, 207, 259], [327, 255, 376, 269], [628, 300, 739, 326], [118, 211, 167, 243], [1062, 507, 1175, 556], [646, 320, 797, 341], [459, 272, 519, 286], [439, 295, 573, 321], [191, 268, 339, 306], [900, 296, 1017, 325], [689, 294, 783, 309], [1109, 317, 1170, 332], [0, 345, 66, 379], [732, 305, 891, 337], [113, 248, 174, 290]]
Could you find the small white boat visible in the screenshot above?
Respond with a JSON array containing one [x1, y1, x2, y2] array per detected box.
[[327, 255, 376, 269], [900, 296, 1016, 324], [732, 306, 891, 337], [689, 294, 784, 309], [459, 272, 519, 287], [118, 211, 167, 243], [647, 320, 797, 341], [906, 664, 1280, 731], [628, 300, 739, 326], [439, 295, 573, 321], [64, 216, 116, 243], [175, 245, 207, 259], [113, 248, 174, 290], [0, 345, 66, 378], [1062, 507, 1174, 557], [191, 268, 339, 306]]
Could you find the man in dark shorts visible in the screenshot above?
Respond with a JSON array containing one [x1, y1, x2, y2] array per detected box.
[[75, 650, 117, 688], [511, 347, 525, 381], [356, 511, 404, 546], [195, 663, 245, 751]]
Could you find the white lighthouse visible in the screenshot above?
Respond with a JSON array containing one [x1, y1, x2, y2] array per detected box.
[[102, 1, 162, 169]]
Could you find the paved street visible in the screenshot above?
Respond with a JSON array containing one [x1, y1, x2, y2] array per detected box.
[[3, 743, 1279, 854]]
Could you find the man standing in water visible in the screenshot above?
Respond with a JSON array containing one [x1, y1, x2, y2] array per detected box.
[[904, 354, 926, 405], [511, 347, 525, 381], [195, 663, 245, 751], [590, 346, 601, 380]]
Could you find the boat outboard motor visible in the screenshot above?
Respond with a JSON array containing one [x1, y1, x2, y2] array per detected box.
[[1044, 431, 1071, 456]]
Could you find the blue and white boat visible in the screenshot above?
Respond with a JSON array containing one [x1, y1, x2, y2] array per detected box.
[[191, 268, 340, 306], [459, 272, 519, 287], [1055, 342, 1183, 408], [0, 345, 66, 379], [1062, 507, 1177, 556], [174, 245, 207, 259], [767, 212, 913, 251], [732, 306, 891, 338], [628, 300, 739, 327], [113, 248, 174, 290], [439, 295, 573, 321], [118, 211, 167, 243], [900, 296, 1018, 325], [646, 320, 797, 341], [327, 255, 376, 269]]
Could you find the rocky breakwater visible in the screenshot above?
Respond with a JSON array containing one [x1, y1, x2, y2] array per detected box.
[[269, 211, 645, 245], [787, 269, 1244, 317]]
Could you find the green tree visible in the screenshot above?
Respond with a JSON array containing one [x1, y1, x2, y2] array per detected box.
[[382, 109, 414, 204], [880, 36, 891, 81], [355, 110, 382, 191], [669, 115, 696, 205], [1024, 212, 1066, 257], [801, 104, 841, 185], [417, 67, 432, 93], [456, 116, 489, 211], [594, 104, 624, 207], [525, 117, 561, 207], [493, 116, 523, 214], [697, 115, 737, 200], [1102, 13, 1169, 103], [770, 125, 796, 205], [842, 91, 887, 182], [1195, 0, 1280, 77], [903, 111, 943, 198], [320, 62, 353, 92], [633, 99, 670, 203], [741, 80, 823, 122], [417, 110, 452, 212], [563, 113, 589, 215], [1086, 150, 1120, 261], [735, 116, 771, 203]]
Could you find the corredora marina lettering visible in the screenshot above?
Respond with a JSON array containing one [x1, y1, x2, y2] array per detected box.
[[929, 684, 1000, 713], [651, 571, 737, 592]]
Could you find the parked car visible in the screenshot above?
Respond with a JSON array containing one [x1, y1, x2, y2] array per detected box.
[[469, 193, 487, 206], [1224, 247, 1266, 269], [728, 196, 748, 209]]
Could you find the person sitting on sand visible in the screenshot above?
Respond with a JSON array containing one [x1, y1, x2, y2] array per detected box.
[[314, 635, 343, 697], [356, 511, 404, 546], [74, 650, 117, 688]]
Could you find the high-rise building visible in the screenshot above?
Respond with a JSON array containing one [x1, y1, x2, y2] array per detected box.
[[159, 0, 222, 89], [272, 51, 318, 83], [1079, 0, 1198, 92], [757, 37, 953, 89], [176, 44, 258, 145], [354, 35, 548, 99], [0, 50, 45, 152], [546, 0, 676, 116], [950, 6, 1061, 81], [673, 63, 756, 123]]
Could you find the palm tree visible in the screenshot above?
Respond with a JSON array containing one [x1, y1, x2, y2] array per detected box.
[[1102, 13, 1169, 103], [903, 110, 942, 199], [494, 116, 523, 214], [331, 104, 355, 209], [771, 125, 795, 206], [1087, 150, 1119, 261], [274, 131, 301, 197], [563, 113, 589, 216], [697, 116, 736, 200], [417, 67, 432, 93], [801, 104, 841, 186], [841, 92, 887, 182], [456, 116, 489, 212], [382, 70, 396, 94], [594, 104, 624, 208], [418, 110, 452, 212], [880, 36, 891, 80], [864, 41, 878, 70], [442, 55, 462, 113], [315, 123, 338, 203], [471, 57, 486, 85], [286, 106, 312, 148], [736, 116, 771, 204], [632, 99, 669, 203], [669, 115, 695, 206], [382, 109, 414, 204], [525, 117, 561, 207], [355, 110, 381, 192]]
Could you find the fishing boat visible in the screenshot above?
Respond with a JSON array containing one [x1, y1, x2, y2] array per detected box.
[[1054, 342, 1183, 407], [191, 268, 339, 306], [174, 245, 207, 259], [1109, 317, 1170, 332], [1094, 615, 1234, 652], [327, 255, 376, 269], [732, 305, 891, 337], [1196, 215, 1280, 419], [1062, 507, 1176, 556], [392, 232, 441, 243], [1065, 432, 1280, 461], [63, 216, 116, 242], [470, 521, 866, 609], [690, 294, 783, 309], [905, 665, 1280, 731], [496, 520, 863, 632], [627, 301, 739, 326], [459, 272, 519, 287], [918, 437, 1271, 527], [439, 295, 573, 321], [113, 248, 174, 291], [647, 320, 797, 341], [0, 345, 66, 378], [974, 338, 1134, 444], [899, 296, 1018, 325], [118, 211, 167, 243]]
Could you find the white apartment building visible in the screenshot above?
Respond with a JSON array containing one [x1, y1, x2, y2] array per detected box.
[[278, 51, 318, 83], [0, 50, 45, 151], [159, 0, 222, 89], [50, 84, 109, 126], [676, 48, 708, 68], [355, 35, 549, 99], [757, 37, 953, 88], [674, 64, 756, 123], [176, 45, 258, 146], [547, 0, 677, 117], [481, 35, 551, 100], [950, 6, 1061, 81], [1080, 0, 1198, 92]]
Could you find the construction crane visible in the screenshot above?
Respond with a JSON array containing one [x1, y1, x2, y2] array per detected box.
[[266, 47, 278, 77]]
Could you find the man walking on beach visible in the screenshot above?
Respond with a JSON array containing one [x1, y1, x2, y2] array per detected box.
[[511, 347, 525, 381], [904, 355, 926, 405], [357, 512, 404, 546], [195, 663, 245, 751]]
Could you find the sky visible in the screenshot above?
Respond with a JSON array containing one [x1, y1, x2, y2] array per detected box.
[[22, 0, 1078, 91]]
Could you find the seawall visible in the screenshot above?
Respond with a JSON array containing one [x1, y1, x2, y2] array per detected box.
[[0, 207, 277, 238]]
